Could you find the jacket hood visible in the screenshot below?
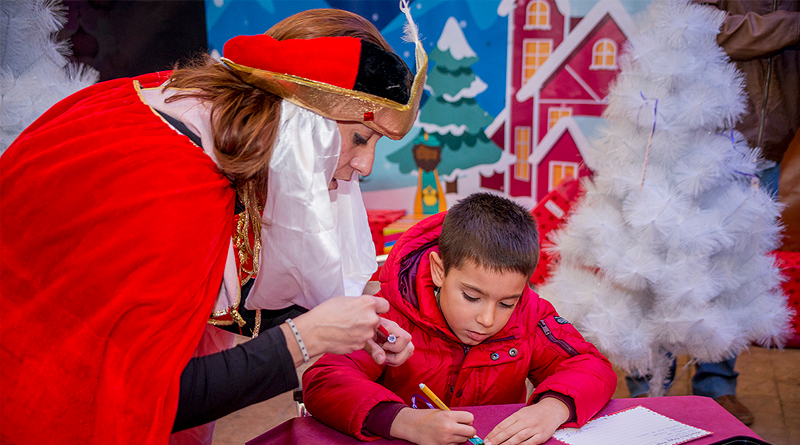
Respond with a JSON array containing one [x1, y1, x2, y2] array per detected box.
[[378, 212, 530, 345]]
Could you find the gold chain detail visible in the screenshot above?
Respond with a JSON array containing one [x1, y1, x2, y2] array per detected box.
[[226, 190, 263, 334], [252, 310, 261, 338], [207, 318, 235, 326], [230, 308, 247, 327], [234, 192, 263, 282]]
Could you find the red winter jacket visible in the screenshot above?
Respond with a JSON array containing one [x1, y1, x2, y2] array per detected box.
[[302, 212, 616, 440]]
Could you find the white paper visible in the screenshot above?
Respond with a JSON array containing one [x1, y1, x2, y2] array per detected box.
[[553, 406, 711, 445]]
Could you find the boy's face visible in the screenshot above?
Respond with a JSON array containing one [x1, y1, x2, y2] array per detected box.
[[429, 252, 528, 345]]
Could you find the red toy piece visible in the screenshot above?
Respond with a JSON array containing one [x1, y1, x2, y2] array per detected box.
[[529, 178, 584, 287], [775, 250, 800, 348]]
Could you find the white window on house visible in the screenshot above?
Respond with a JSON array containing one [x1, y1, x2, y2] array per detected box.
[[549, 161, 579, 191], [590, 38, 617, 70], [522, 39, 552, 83], [548, 107, 572, 129], [525, 1, 550, 30], [514, 126, 532, 181]]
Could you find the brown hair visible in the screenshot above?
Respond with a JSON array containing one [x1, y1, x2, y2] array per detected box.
[[439, 193, 540, 278], [266, 9, 393, 51], [165, 9, 393, 217]]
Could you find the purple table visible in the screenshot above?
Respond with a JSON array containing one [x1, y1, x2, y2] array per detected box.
[[247, 396, 762, 445]]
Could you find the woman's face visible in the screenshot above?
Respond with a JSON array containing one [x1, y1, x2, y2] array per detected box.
[[331, 121, 382, 190]]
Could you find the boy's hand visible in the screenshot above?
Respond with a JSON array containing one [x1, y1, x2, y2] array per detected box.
[[366, 318, 414, 366], [390, 407, 476, 445], [483, 398, 569, 445]]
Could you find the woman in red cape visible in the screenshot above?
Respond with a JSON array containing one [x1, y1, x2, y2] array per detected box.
[[0, 7, 425, 444]]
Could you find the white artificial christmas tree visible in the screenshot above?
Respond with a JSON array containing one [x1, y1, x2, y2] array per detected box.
[[538, 0, 792, 395], [1, 0, 98, 152]]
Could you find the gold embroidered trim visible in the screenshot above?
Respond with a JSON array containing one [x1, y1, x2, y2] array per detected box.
[[231, 308, 246, 327], [134, 81, 203, 149], [252, 310, 262, 339], [234, 192, 262, 282], [135, 80, 240, 328], [207, 279, 243, 327], [220, 57, 427, 141], [207, 191, 263, 328]]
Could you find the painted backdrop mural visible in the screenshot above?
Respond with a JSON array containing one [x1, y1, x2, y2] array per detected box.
[[205, 0, 651, 212], [387, 16, 504, 214]]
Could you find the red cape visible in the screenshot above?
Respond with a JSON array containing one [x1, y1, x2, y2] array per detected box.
[[1, 73, 234, 444]]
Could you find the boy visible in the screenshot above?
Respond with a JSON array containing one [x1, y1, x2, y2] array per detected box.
[[303, 193, 616, 445]]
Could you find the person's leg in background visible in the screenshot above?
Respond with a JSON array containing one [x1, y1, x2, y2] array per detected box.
[[691, 358, 753, 425], [625, 373, 651, 398], [628, 164, 778, 418], [698, 163, 782, 427], [757, 162, 781, 197], [625, 356, 677, 398]]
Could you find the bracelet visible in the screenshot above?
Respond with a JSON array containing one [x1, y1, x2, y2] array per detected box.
[[285, 318, 309, 363]]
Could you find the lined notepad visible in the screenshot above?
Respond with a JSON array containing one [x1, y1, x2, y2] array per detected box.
[[553, 406, 711, 445]]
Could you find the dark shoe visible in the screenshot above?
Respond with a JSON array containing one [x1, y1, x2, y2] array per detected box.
[[714, 394, 754, 425]]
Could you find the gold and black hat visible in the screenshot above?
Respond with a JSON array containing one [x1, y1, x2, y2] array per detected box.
[[221, 11, 427, 141]]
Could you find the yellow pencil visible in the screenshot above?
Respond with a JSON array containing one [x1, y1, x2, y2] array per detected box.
[[418, 383, 485, 445], [419, 383, 450, 411]]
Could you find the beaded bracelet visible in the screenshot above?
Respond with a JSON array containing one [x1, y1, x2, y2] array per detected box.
[[285, 318, 309, 363]]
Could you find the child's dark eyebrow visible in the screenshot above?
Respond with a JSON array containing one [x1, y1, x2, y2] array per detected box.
[[463, 283, 488, 296], [464, 283, 523, 301]]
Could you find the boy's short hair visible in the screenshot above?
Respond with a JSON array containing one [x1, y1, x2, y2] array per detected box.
[[439, 192, 539, 277]]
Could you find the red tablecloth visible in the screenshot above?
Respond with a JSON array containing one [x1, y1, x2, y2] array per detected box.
[[247, 396, 762, 445]]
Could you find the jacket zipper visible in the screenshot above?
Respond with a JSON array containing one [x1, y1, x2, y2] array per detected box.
[[444, 343, 470, 406], [483, 334, 516, 344], [435, 329, 517, 404], [537, 320, 579, 357]]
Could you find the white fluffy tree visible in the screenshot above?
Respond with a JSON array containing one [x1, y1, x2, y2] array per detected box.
[[538, 0, 791, 394], [1, 0, 98, 152]]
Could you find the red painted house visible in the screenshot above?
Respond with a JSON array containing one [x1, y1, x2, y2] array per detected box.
[[532, 115, 604, 200], [484, 0, 636, 203]]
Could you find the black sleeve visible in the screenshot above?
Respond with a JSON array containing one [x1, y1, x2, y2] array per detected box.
[[172, 325, 300, 432]]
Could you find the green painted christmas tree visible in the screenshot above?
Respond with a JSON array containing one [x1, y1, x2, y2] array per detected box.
[[388, 16, 501, 200]]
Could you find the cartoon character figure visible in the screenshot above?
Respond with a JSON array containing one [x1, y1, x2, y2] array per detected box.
[[412, 132, 447, 214]]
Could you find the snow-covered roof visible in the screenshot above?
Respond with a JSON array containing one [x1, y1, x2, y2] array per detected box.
[[516, 0, 637, 102], [530, 115, 606, 170], [485, 107, 508, 138]]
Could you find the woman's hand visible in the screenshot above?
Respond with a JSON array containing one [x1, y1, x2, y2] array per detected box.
[[368, 318, 414, 366], [390, 408, 476, 445], [483, 398, 569, 445], [287, 295, 389, 363]]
